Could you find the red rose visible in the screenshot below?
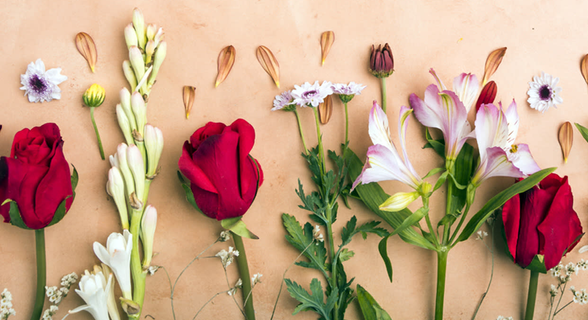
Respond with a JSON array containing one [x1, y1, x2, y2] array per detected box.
[[0, 123, 74, 229], [178, 119, 263, 220], [502, 173, 583, 271]]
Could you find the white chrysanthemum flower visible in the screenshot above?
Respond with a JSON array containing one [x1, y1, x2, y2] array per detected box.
[[272, 90, 296, 111], [527, 72, 562, 113], [292, 81, 333, 108], [20, 59, 67, 103], [332, 82, 366, 95]]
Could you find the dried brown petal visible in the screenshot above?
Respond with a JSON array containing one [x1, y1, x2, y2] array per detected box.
[[558, 121, 573, 163], [75, 32, 98, 72], [581, 54, 588, 85], [482, 47, 507, 85], [320, 31, 335, 66], [183, 86, 196, 119], [256, 45, 280, 88], [215, 45, 236, 87], [318, 95, 333, 124]]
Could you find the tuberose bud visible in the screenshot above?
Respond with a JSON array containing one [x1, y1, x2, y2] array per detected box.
[[107, 167, 129, 229], [141, 205, 158, 268]]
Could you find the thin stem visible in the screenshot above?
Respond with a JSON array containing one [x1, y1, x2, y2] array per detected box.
[[312, 108, 326, 174], [30, 229, 46, 320], [232, 233, 255, 320], [293, 110, 309, 155], [471, 226, 495, 320], [158, 266, 175, 320], [270, 241, 315, 320], [524, 271, 540, 320], [448, 202, 472, 247], [554, 283, 567, 317], [380, 78, 388, 113], [171, 240, 219, 320], [90, 107, 105, 160], [434, 249, 448, 320], [192, 290, 231, 319], [222, 265, 246, 317], [344, 102, 349, 145], [553, 300, 574, 317]]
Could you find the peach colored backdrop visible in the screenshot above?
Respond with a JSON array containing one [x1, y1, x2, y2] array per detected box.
[[2, 0, 588, 319]]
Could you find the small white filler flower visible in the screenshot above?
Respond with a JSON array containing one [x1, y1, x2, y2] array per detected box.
[[527, 72, 562, 113], [20, 59, 67, 103]]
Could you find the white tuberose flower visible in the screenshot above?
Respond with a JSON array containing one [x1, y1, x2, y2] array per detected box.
[[291, 81, 333, 107], [69, 271, 112, 320], [20, 59, 67, 103], [93, 230, 133, 299], [527, 72, 562, 113]]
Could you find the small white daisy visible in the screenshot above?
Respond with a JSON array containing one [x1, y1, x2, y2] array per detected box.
[[292, 81, 333, 108], [20, 59, 67, 103], [272, 90, 296, 111], [527, 72, 562, 113]]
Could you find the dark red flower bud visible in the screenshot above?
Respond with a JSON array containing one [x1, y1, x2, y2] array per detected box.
[[475, 81, 497, 112], [369, 43, 394, 78]]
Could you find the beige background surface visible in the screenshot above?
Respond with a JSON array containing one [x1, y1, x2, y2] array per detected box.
[[2, 0, 588, 319]]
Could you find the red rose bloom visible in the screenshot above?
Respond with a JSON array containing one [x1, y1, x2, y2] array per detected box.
[[502, 173, 583, 270], [0, 123, 74, 229], [178, 119, 263, 220]]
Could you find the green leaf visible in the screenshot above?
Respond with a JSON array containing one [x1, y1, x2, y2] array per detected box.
[[575, 123, 588, 143], [221, 217, 259, 240], [340, 217, 388, 248], [422, 167, 444, 180], [47, 198, 70, 227], [433, 171, 449, 192], [446, 143, 475, 220], [339, 248, 355, 262], [378, 234, 393, 282], [456, 167, 557, 243], [524, 254, 548, 274], [177, 171, 201, 213], [345, 148, 435, 251], [387, 207, 428, 238], [282, 213, 327, 272], [285, 278, 337, 318], [423, 128, 445, 157], [6, 201, 31, 230], [357, 284, 393, 320], [71, 165, 79, 192]]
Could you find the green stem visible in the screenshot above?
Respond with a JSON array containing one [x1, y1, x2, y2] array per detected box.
[[344, 102, 349, 146], [312, 108, 326, 174], [448, 202, 472, 247], [30, 229, 46, 320], [434, 249, 448, 320], [232, 233, 256, 320], [130, 209, 146, 319], [293, 110, 309, 155], [380, 78, 388, 113], [90, 107, 105, 160], [525, 271, 539, 320]]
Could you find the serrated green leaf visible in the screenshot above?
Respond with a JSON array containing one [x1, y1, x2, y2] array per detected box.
[[341, 217, 387, 248], [7, 201, 31, 230], [221, 217, 258, 240], [357, 284, 392, 320], [285, 278, 336, 319], [575, 123, 588, 143], [282, 213, 327, 273], [456, 167, 556, 244], [339, 248, 354, 262], [345, 148, 435, 251]]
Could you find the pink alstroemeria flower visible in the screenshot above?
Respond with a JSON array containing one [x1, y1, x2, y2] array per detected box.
[[410, 69, 478, 163], [471, 100, 540, 186], [352, 102, 422, 191]]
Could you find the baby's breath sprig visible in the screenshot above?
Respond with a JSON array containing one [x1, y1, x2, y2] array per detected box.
[[548, 259, 588, 319]]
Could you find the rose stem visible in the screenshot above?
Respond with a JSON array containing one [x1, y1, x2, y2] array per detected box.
[[380, 78, 388, 113], [434, 249, 448, 320], [524, 270, 539, 320], [293, 110, 309, 155], [90, 107, 105, 160], [30, 228, 46, 320], [232, 232, 255, 320]]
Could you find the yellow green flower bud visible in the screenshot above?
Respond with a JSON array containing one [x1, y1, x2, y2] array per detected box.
[[379, 191, 420, 212], [132, 8, 146, 50], [124, 23, 138, 48], [148, 41, 166, 88], [83, 84, 106, 108], [141, 205, 158, 268], [122, 60, 137, 92]]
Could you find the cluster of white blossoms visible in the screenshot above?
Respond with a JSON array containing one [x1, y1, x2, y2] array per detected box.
[[219, 230, 231, 242], [251, 273, 263, 287], [313, 225, 324, 243], [46, 272, 78, 305], [496, 316, 513, 320], [571, 286, 588, 305], [551, 261, 587, 284], [475, 230, 488, 241], [216, 247, 240, 269], [41, 306, 59, 320], [228, 278, 243, 296], [0, 289, 16, 319]]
